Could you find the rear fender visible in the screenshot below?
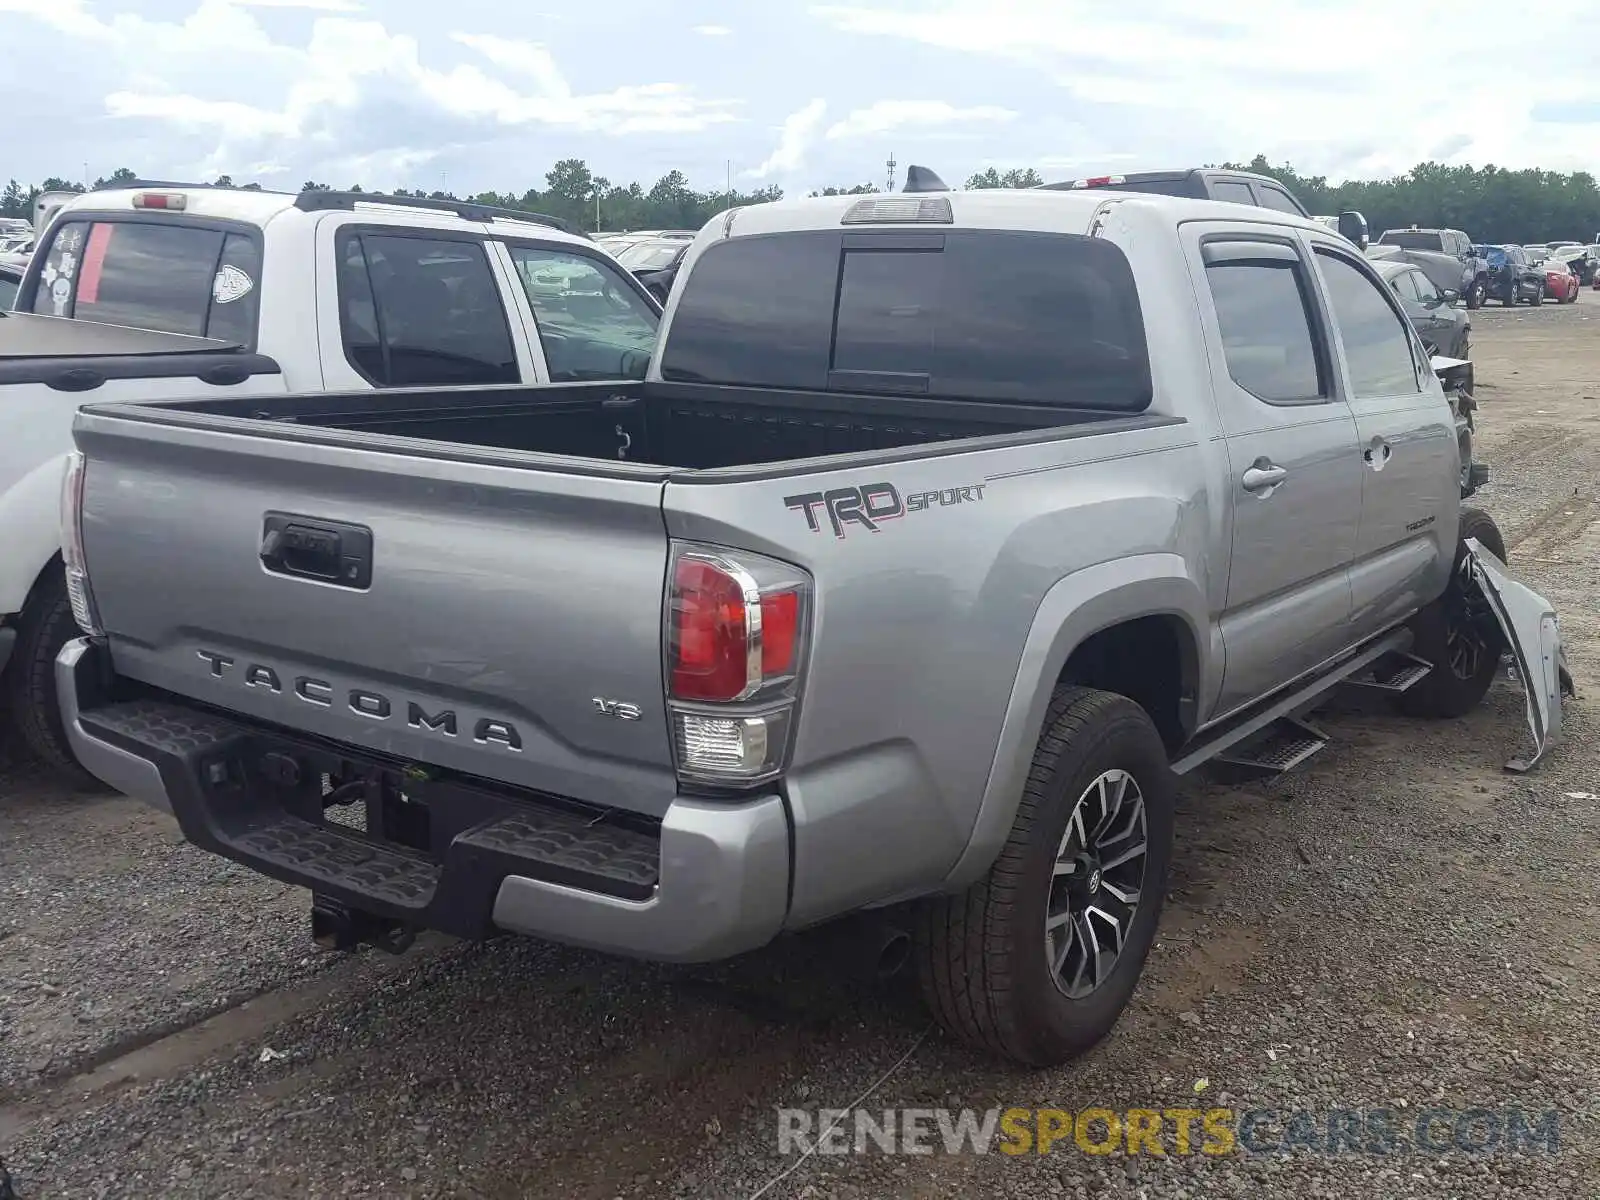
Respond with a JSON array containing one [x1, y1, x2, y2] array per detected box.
[[1462, 539, 1574, 773], [941, 553, 1210, 889], [0, 453, 68, 618]]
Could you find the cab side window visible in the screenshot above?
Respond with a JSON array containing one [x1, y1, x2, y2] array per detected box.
[[336, 231, 518, 387], [1203, 242, 1328, 405], [1315, 249, 1421, 397]]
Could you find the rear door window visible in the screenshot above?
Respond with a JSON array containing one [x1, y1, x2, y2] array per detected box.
[[0, 271, 18, 310], [337, 231, 518, 387], [1256, 185, 1303, 215], [1204, 249, 1328, 405], [659, 228, 1151, 411], [30, 219, 262, 345], [1211, 181, 1258, 206], [505, 245, 658, 381]]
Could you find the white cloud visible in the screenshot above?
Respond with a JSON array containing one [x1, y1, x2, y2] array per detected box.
[[693, 23, 732, 35], [746, 98, 827, 179], [825, 100, 1015, 140], [810, 0, 1600, 178], [105, 90, 297, 139], [224, 0, 363, 10], [44, 7, 743, 174]]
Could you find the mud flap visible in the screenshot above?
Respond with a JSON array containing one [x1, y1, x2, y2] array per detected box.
[[1462, 537, 1575, 773]]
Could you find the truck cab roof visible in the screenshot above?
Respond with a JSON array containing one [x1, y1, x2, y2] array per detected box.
[[36, 183, 592, 246]]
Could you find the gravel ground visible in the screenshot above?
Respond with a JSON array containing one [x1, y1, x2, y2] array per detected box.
[[2, 301, 1598, 1198]]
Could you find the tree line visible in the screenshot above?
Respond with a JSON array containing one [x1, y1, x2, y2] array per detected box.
[[4, 156, 1599, 243]]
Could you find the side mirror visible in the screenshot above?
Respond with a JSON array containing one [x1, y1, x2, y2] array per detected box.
[[1337, 210, 1369, 250], [1442, 289, 1460, 305]]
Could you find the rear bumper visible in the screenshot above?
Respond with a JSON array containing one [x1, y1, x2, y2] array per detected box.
[[57, 637, 791, 963]]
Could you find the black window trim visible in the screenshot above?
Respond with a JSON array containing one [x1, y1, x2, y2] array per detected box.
[[1310, 241, 1426, 395], [1197, 230, 1336, 408], [333, 224, 518, 389], [19, 212, 266, 351]]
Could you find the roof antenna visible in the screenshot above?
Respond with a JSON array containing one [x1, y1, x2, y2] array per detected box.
[[902, 165, 949, 193]]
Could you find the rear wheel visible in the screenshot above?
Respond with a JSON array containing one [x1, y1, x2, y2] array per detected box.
[[1465, 277, 1486, 309], [1530, 283, 1544, 306], [915, 687, 1174, 1065], [1396, 508, 1507, 720], [3, 566, 107, 789]]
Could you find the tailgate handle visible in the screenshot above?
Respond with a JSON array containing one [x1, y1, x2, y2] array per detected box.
[[260, 512, 373, 590]]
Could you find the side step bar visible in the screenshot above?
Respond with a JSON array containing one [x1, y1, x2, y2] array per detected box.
[[1215, 715, 1330, 777], [1339, 649, 1434, 695], [1170, 628, 1412, 776]]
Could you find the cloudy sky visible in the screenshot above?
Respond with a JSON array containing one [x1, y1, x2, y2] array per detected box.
[[3, 0, 1600, 197]]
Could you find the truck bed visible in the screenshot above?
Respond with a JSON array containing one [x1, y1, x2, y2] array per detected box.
[[116, 380, 1126, 471]]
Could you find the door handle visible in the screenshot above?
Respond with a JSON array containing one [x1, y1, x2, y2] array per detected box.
[[1241, 464, 1288, 493], [1364, 440, 1393, 468]]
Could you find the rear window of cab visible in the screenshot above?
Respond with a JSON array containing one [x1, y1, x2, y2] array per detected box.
[[30, 219, 262, 347], [660, 228, 1153, 412]]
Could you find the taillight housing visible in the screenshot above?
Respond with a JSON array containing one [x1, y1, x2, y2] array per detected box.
[[60, 451, 103, 636], [665, 544, 811, 786]]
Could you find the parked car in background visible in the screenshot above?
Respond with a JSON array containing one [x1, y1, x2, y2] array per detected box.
[[1523, 245, 1552, 265], [1477, 244, 1547, 306], [1542, 259, 1581, 303], [0, 182, 661, 782], [613, 236, 691, 302], [1042, 169, 1370, 247], [1543, 243, 1597, 285], [1373, 258, 1471, 357], [0, 261, 22, 309], [1374, 228, 1491, 308]]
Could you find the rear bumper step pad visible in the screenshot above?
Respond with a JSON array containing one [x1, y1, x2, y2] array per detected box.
[[78, 697, 662, 937]]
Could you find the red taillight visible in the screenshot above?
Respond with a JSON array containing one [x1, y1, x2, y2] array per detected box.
[[670, 557, 753, 702], [665, 545, 811, 784], [667, 549, 807, 704], [760, 590, 799, 676]]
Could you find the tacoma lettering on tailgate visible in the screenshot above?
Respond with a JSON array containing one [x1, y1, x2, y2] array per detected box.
[[195, 649, 523, 751]]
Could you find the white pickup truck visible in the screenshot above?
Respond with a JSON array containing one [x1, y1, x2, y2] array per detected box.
[[0, 183, 661, 780]]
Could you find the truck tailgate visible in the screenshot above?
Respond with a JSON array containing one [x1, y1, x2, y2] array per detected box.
[[73, 408, 680, 817]]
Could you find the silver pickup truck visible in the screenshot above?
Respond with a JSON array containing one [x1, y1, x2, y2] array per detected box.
[[56, 186, 1570, 1066]]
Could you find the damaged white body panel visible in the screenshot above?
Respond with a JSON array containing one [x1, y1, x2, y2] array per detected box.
[[1463, 538, 1575, 773]]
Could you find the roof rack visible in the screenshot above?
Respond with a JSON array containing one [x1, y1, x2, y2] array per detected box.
[[292, 190, 589, 239], [93, 178, 287, 194]]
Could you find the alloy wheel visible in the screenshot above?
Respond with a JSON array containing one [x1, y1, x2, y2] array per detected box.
[[1045, 769, 1149, 999]]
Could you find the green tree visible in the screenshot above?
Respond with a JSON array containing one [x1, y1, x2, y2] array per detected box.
[[965, 166, 1043, 190], [0, 179, 25, 218]]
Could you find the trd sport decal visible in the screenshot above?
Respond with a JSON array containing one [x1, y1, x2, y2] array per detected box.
[[783, 481, 987, 538]]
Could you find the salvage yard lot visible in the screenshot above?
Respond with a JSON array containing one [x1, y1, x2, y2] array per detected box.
[[3, 302, 1599, 1199]]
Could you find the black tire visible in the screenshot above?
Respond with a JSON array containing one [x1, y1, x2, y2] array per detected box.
[[1396, 508, 1507, 720], [1530, 283, 1544, 306], [914, 687, 1174, 1066], [2, 566, 106, 789], [1465, 278, 1485, 310]]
